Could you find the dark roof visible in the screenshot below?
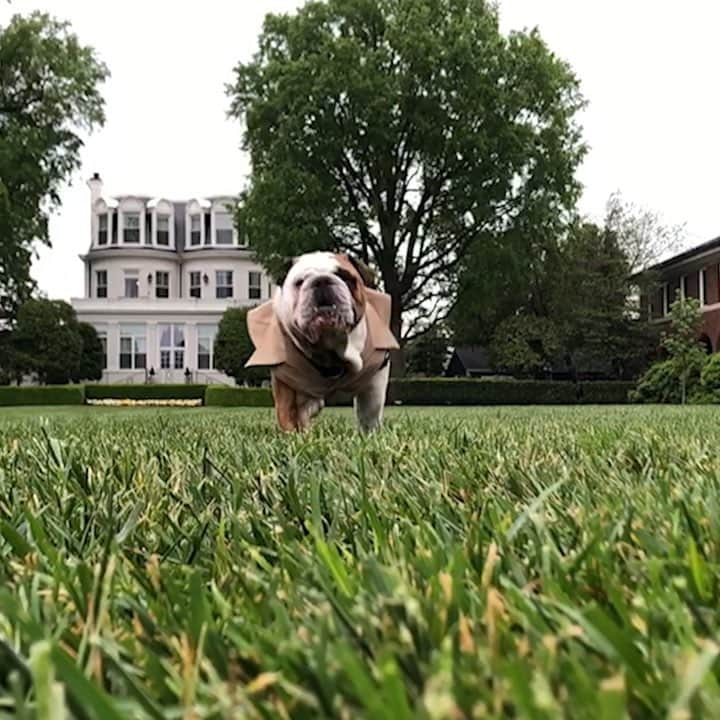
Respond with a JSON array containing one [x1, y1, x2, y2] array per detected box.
[[645, 235, 720, 273], [452, 345, 491, 371]]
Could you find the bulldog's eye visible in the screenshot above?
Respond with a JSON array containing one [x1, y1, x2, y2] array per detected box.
[[294, 278, 304, 289], [336, 269, 356, 288]]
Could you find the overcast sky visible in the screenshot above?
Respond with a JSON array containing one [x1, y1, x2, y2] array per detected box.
[[4, 0, 719, 300]]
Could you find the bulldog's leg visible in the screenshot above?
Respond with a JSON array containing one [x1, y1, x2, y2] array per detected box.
[[271, 375, 299, 431], [296, 394, 324, 430], [354, 363, 390, 432]]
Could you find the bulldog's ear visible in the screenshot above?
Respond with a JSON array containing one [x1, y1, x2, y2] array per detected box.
[[347, 255, 377, 289], [270, 256, 296, 286]]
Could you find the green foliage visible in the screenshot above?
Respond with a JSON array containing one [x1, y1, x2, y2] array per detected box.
[[85, 384, 207, 400], [579, 381, 635, 404], [204, 385, 273, 407], [214, 306, 268, 385], [0, 12, 108, 319], [389, 378, 576, 405], [1, 406, 720, 715], [700, 354, 720, 392], [662, 297, 706, 404], [404, 326, 449, 377], [453, 199, 668, 380], [12, 299, 83, 384], [0, 384, 84, 406], [490, 315, 561, 377], [73, 322, 104, 382], [229, 0, 586, 343], [630, 360, 684, 404], [631, 298, 707, 405]]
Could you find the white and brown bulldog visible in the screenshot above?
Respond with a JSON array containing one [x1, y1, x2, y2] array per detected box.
[[245, 251, 399, 432]]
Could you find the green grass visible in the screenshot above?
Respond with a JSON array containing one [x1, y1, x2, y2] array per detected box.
[[0, 406, 719, 718]]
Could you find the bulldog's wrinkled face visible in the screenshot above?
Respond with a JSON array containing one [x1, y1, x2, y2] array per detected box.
[[275, 252, 367, 349]]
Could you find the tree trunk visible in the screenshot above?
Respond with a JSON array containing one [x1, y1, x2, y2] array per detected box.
[[389, 293, 405, 377]]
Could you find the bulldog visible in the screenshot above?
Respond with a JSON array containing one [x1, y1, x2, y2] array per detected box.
[[245, 251, 399, 432]]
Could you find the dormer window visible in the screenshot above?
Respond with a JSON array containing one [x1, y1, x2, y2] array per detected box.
[[124, 213, 140, 243], [98, 214, 108, 245], [157, 214, 170, 246], [190, 215, 202, 246], [215, 211, 234, 245]]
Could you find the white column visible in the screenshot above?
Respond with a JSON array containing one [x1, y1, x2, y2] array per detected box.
[[699, 269, 705, 307], [186, 323, 198, 372], [147, 322, 159, 373], [107, 322, 120, 372]]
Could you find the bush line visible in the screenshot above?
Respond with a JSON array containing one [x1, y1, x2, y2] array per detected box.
[[0, 380, 635, 407]]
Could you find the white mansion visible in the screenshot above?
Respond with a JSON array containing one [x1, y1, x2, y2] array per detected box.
[[71, 174, 273, 384]]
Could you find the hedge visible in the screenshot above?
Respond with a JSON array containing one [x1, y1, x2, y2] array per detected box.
[[387, 379, 634, 405], [579, 381, 634, 404], [204, 386, 274, 407], [0, 385, 85, 406], [388, 379, 577, 405], [85, 384, 207, 400]]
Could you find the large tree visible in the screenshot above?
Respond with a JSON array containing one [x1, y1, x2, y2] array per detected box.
[[214, 307, 268, 386], [73, 322, 104, 382], [228, 0, 586, 372], [0, 12, 108, 320], [12, 299, 83, 384]]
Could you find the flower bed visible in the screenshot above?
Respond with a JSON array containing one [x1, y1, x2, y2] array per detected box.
[[86, 398, 203, 407]]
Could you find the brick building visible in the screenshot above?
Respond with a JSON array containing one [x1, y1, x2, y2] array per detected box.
[[644, 236, 720, 352]]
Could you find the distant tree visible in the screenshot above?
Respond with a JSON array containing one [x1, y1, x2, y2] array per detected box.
[[405, 325, 449, 377], [214, 307, 268, 386], [0, 329, 20, 385], [0, 12, 108, 320], [452, 194, 675, 378], [72, 322, 104, 382], [228, 0, 586, 373], [662, 296, 706, 405], [12, 299, 83, 384], [490, 315, 561, 378]]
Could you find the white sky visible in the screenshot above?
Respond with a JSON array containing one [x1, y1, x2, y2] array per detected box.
[[3, 0, 719, 300]]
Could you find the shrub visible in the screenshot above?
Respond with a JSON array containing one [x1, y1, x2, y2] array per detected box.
[[0, 385, 85, 406], [388, 379, 578, 405], [580, 382, 635, 404], [700, 354, 720, 393], [204, 386, 273, 407], [630, 360, 682, 404], [85, 384, 207, 401]]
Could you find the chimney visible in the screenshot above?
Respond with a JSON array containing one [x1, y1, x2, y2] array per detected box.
[[87, 172, 103, 204]]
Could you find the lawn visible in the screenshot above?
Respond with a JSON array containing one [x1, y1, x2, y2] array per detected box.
[[0, 405, 719, 718]]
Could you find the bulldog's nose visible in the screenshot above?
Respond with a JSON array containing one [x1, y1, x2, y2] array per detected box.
[[312, 275, 332, 288]]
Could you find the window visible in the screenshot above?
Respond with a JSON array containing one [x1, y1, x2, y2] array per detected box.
[[248, 271, 262, 300], [197, 324, 217, 370], [123, 213, 140, 243], [156, 271, 169, 298], [96, 270, 107, 298], [681, 275, 689, 301], [119, 324, 146, 369], [190, 215, 201, 246], [157, 214, 170, 246], [97, 329, 107, 370], [189, 271, 202, 299], [159, 324, 185, 370], [98, 214, 108, 245], [124, 271, 139, 298], [215, 211, 234, 245], [216, 270, 233, 299]]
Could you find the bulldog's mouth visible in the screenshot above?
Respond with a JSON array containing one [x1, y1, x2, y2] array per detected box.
[[302, 303, 352, 344]]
